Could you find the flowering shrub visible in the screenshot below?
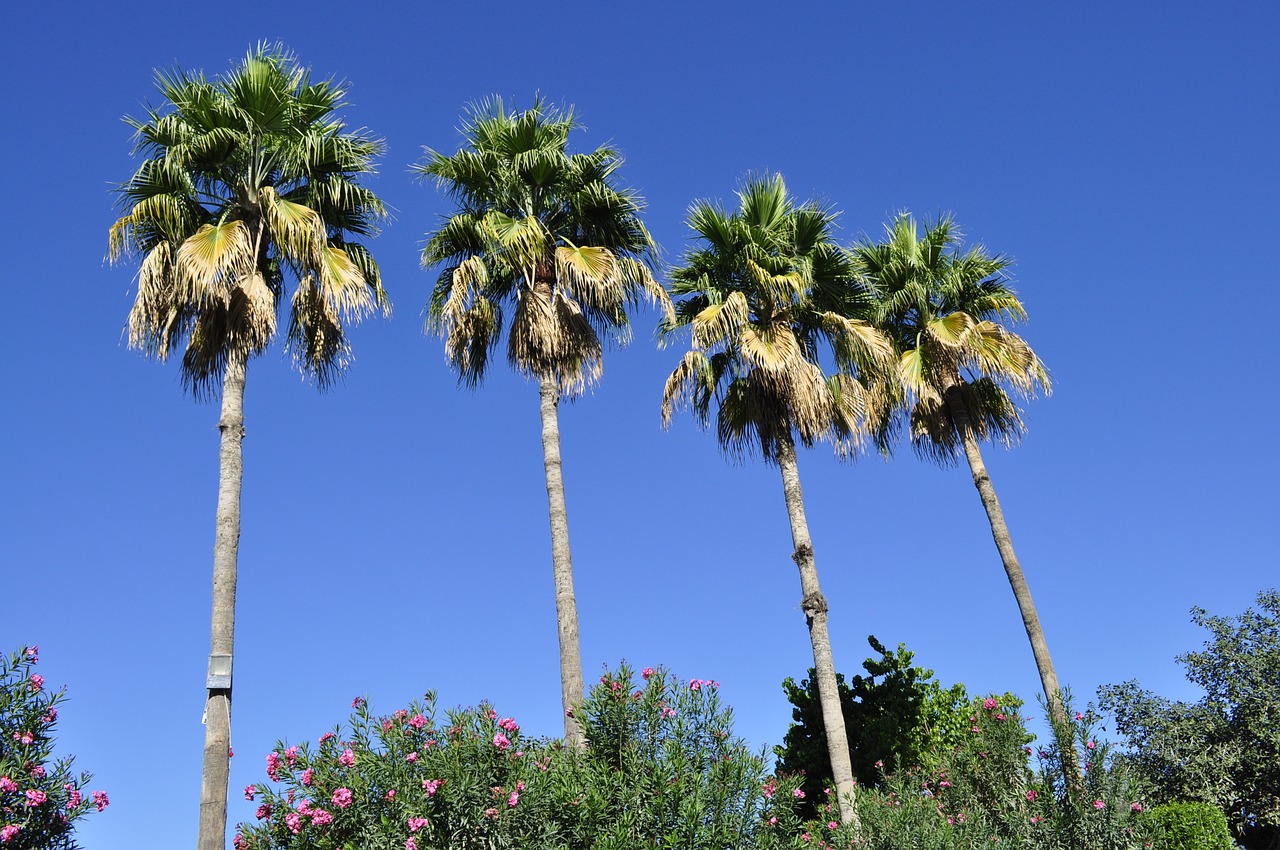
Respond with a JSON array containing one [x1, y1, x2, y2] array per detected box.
[[0, 646, 107, 850], [236, 665, 811, 850], [850, 693, 1155, 849]]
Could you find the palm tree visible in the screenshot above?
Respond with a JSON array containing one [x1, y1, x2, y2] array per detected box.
[[850, 213, 1080, 787], [661, 174, 892, 827], [417, 99, 668, 749], [108, 45, 388, 850]]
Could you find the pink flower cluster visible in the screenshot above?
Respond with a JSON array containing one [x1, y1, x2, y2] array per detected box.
[[1, 825, 19, 843], [339, 749, 356, 767], [29, 674, 44, 692], [92, 790, 108, 812], [331, 787, 353, 809], [0, 777, 16, 793], [493, 733, 511, 751], [422, 779, 442, 797], [498, 717, 519, 733], [408, 817, 429, 833]]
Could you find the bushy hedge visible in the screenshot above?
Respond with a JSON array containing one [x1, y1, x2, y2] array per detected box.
[[1146, 801, 1235, 850]]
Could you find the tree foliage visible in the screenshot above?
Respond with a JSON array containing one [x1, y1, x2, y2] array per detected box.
[[774, 637, 978, 810], [1099, 589, 1280, 849]]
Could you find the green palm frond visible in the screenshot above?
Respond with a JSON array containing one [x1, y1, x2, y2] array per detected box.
[[111, 46, 387, 393], [418, 98, 658, 394], [855, 211, 1049, 461], [664, 173, 890, 463]]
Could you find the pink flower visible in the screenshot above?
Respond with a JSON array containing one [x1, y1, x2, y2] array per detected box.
[[266, 752, 283, 780], [769, 817, 778, 825], [802, 832, 811, 842], [385, 789, 396, 801], [1027, 790, 1038, 801], [285, 812, 302, 834], [42, 708, 57, 724], [352, 696, 364, 709], [285, 745, 300, 766], [1093, 800, 1105, 809], [517, 781, 525, 791], [484, 807, 499, 819], [565, 707, 574, 717], [983, 698, 998, 710], [1074, 712, 1084, 721], [244, 785, 256, 801], [508, 790, 519, 807], [339, 749, 355, 767], [25, 789, 48, 806], [30, 674, 44, 692], [406, 752, 419, 763], [498, 717, 519, 733], [233, 834, 246, 850], [1030, 816, 1041, 824], [301, 768, 314, 787], [297, 800, 313, 816], [641, 667, 655, 680], [408, 714, 427, 729], [971, 726, 981, 733], [874, 760, 884, 769], [92, 791, 108, 812], [17, 731, 34, 746], [1086, 740, 1096, 750], [689, 680, 701, 692], [319, 732, 337, 743], [493, 733, 511, 751], [311, 809, 333, 826], [332, 788, 353, 809], [940, 780, 951, 788], [762, 779, 777, 799], [67, 789, 82, 809], [255, 804, 271, 820], [1131, 802, 1143, 813], [406, 839, 418, 850], [793, 788, 806, 799], [423, 779, 442, 797], [25, 646, 38, 661], [29, 765, 45, 779], [995, 713, 1006, 721], [1, 825, 20, 843], [827, 821, 838, 830], [408, 817, 429, 833]]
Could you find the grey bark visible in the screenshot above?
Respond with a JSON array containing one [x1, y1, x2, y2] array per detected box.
[[197, 351, 246, 850], [947, 386, 1082, 792], [776, 436, 860, 830], [539, 376, 585, 749]]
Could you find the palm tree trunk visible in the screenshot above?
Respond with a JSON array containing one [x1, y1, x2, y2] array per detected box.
[[197, 351, 246, 850], [776, 435, 860, 830], [946, 389, 1082, 793], [538, 376, 585, 749]]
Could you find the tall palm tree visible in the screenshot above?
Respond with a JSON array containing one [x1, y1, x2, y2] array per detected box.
[[850, 213, 1080, 787], [661, 174, 892, 827], [417, 99, 668, 749], [108, 45, 388, 850]]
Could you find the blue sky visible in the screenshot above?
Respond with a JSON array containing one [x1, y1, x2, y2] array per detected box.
[[4, 1, 1277, 847]]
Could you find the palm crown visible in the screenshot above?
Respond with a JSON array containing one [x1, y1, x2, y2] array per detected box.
[[418, 98, 669, 394], [853, 213, 1049, 463], [662, 174, 892, 461], [108, 43, 388, 394]]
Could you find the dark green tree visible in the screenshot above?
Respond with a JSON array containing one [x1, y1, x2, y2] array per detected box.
[[1099, 590, 1280, 850], [774, 637, 973, 814]]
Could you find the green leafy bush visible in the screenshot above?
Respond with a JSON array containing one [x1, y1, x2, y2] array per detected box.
[[1, 646, 107, 850], [1146, 801, 1235, 850]]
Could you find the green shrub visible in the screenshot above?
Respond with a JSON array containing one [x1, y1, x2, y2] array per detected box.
[[1146, 801, 1234, 850]]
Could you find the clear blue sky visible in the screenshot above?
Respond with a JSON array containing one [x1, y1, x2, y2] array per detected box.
[[4, 2, 1277, 847]]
